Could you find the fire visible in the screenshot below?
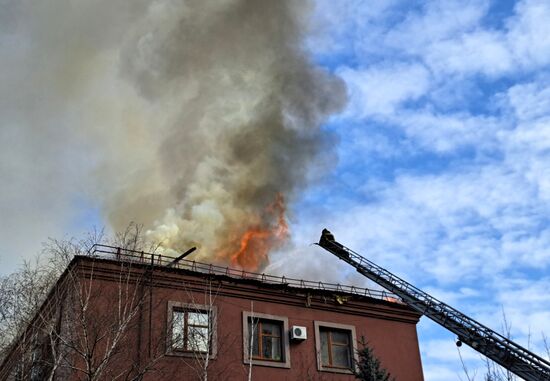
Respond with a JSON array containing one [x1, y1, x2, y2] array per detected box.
[[383, 296, 403, 304], [220, 194, 289, 271]]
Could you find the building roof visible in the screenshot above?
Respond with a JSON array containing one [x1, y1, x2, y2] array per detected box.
[[88, 244, 405, 306]]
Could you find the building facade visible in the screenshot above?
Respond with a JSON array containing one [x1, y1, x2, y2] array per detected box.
[[0, 246, 424, 380]]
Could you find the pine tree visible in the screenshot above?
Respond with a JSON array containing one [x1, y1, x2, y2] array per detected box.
[[355, 342, 395, 381]]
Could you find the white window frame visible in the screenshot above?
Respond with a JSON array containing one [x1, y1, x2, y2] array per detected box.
[[242, 311, 291, 369], [314, 321, 358, 374], [166, 301, 218, 358]]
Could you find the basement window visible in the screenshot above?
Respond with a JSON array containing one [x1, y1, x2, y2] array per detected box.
[[167, 302, 217, 358], [242, 311, 290, 368], [314, 321, 357, 374]]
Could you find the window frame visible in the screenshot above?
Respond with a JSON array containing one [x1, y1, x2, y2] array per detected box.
[[314, 321, 358, 374], [166, 301, 218, 358], [242, 311, 290, 369]]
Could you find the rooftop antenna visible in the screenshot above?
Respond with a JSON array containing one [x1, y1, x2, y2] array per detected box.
[[167, 247, 197, 267]]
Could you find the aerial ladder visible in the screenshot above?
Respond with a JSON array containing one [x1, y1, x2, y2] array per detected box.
[[317, 229, 550, 381]]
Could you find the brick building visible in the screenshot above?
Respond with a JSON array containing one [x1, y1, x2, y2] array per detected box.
[[0, 245, 424, 380]]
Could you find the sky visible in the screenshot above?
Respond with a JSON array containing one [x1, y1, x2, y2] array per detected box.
[[273, 0, 550, 379], [1, 0, 550, 380]]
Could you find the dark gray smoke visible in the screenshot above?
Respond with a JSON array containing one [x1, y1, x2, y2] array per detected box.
[[0, 0, 346, 270]]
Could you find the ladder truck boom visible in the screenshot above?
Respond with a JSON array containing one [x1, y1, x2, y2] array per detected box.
[[318, 229, 550, 381]]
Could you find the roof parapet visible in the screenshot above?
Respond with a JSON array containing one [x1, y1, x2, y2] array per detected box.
[[87, 244, 403, 304]]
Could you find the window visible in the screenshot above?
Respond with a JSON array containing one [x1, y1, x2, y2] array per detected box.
[[320, 328, 351, 368], [167, 302, 217, 357], [28, 333, 52, 381], [249, 318, 282, 361], [314, 321, 357, 374], [172, 310, 209, 352], [242, 311, 290, 368]]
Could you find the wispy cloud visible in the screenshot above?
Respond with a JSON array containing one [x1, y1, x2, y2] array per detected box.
[[338, 63, 431, 117]]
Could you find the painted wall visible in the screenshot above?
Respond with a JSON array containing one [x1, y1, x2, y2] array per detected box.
[[81, 258, 424, 381]]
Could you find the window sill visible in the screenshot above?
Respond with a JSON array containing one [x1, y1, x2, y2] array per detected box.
[[318, 366, 354, 374], [166, 350, 217, 360], [243, 358, 290, 369]]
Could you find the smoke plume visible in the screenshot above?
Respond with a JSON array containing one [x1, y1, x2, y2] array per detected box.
[[0, 0, 346, 271]]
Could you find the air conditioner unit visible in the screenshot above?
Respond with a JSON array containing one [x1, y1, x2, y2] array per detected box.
[[290, 326, 307, 340]]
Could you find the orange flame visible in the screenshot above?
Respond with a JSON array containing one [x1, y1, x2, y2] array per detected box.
[[383, 296, 403, 304], [220, 194, 289, 271]]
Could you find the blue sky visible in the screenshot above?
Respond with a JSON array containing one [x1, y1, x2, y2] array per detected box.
[[268, 0, 550, 379], [1, 1, 550, 379]]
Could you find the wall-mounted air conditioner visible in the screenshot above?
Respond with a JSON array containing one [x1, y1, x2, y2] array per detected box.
[[290, 325, 307, 340]]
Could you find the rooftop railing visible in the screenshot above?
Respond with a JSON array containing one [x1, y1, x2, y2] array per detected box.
[[87, 244, 403, 304]]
